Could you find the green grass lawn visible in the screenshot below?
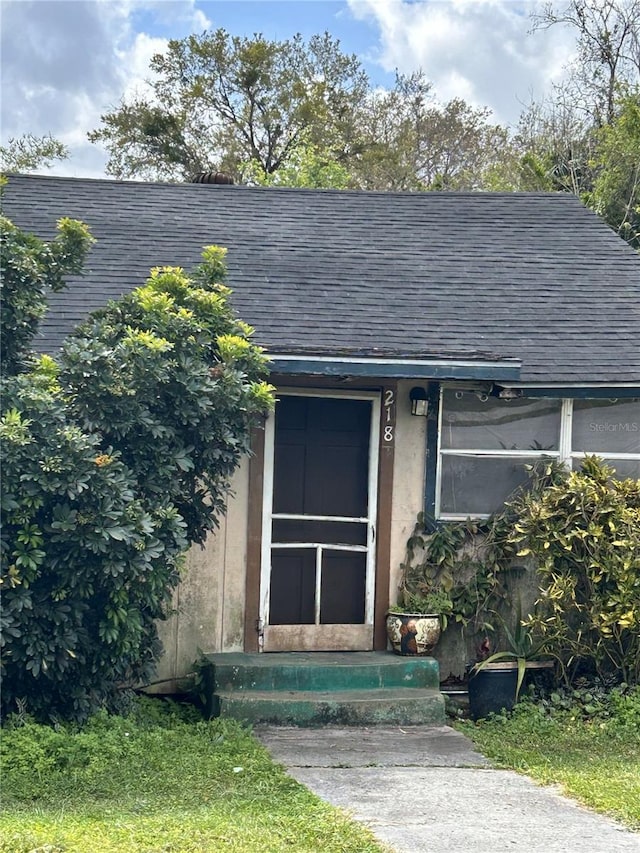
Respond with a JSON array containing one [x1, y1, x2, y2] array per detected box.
[[457, 688, 640, 831], [0, 698, 386, 853]]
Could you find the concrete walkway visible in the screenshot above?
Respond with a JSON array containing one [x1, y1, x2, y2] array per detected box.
[[255, 725, 640, 853]]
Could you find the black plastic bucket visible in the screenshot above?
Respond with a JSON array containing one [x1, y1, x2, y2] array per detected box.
[[467, 665, 518, 720]]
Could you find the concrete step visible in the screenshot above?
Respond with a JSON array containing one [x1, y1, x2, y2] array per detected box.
[[205, 651, 440, 693], [213, 687, 446, 727]]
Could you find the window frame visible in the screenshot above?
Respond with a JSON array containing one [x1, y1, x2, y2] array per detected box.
[[435, 388, 640, 521]]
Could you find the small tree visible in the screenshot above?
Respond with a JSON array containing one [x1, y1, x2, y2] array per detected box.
[[60, 249, 274, 545], [590, 88, 640, 249], [88, 29, 368, 182], [1, 213, 273, 722], [1, 362, 185, 721]]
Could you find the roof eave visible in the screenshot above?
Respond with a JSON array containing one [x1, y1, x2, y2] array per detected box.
[[268, 354, 522, 382]]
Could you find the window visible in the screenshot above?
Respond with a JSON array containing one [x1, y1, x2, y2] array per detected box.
[[571, 399, 640, 481], [437, 390, 640, 519]]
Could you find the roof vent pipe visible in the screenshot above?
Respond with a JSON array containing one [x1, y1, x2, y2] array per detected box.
[[191, 171, 234, 185]]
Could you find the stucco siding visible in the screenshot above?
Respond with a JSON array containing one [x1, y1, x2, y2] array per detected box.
[[152, 457, 250, 688], [388, 381, 428, 604]]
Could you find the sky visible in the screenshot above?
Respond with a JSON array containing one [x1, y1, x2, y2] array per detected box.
[[0, 0, 577, 178]]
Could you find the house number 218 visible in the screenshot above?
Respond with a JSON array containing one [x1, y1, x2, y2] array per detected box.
[[383, 388, 396, 444]]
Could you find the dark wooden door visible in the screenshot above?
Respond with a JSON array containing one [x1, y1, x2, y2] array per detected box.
[[263, 394, 377, 651]]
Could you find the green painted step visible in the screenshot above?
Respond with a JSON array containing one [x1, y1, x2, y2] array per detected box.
[[202, 652, 446, 726], [205, 651, 440, 693], [213, 687, 446, 727]]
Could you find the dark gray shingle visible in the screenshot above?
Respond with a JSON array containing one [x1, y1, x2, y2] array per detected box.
[[3, 174, 640, 385]]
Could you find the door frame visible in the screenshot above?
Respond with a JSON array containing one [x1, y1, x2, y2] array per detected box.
[[243, 381, 397, 654], [259, 388, 381, 651]]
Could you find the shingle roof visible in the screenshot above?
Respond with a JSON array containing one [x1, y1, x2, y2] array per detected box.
[[3, 173, 640, 385]]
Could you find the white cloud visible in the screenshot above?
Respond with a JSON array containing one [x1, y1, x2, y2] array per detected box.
[[117, 32, 170, 102], [0, 0, 210, 177], [347, 0, 576, 125]]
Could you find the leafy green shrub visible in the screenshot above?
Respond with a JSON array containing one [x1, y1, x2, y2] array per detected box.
[[1, 362, 188, 720], [401, 459, 638, 688], [60, 250, 273, 545], [508, 457, 640, 684], [1, 211, 273, 722], [529, 680, 640, 728], [0, 212, 93, 376], [399, 516, 509, 635], [397, 463, 567, 638], [608, 684, 640, 731]]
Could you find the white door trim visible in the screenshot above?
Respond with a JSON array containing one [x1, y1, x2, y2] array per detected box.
[[259, 388, 381, 650]]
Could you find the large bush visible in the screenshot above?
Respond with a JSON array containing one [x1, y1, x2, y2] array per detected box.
[[1, 364, 186, 720], [1, 212, 273, 722], [508, 457, 640, 684], [60, 250, 273, 544]]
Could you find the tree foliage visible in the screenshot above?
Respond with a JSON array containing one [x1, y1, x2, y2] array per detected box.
[[590, 87, 640, 249], [1, 364, 187, 721], [501, 86, 640, 248], [1, 216, 273, 722], [515, 1, 640, 249], [242, 134, 352, 189], [509, 96, 596, 195], [345, 73, 513, 192], [532, 0, 640, 124], [88, 29, 369, 182], [0, 134, 69, 174], [61, 250, 274, 545], [88, 30, 513, 192]]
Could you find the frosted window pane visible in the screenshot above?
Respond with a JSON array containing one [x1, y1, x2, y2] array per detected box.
[[572, 399, 640, 454], [572, 456, 640, 481], [440, 456, 541, 516], [609, 459, 640, 480], [441, 391, 561, 451]]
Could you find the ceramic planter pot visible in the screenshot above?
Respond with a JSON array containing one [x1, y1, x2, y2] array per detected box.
[[385, 611, 441, 656]]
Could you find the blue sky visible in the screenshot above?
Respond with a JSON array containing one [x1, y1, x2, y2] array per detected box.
[[134, 1, 394, 83], [127, 2, 389, 69], [0, 1, 575, 178], [143, 2, 379, 49]]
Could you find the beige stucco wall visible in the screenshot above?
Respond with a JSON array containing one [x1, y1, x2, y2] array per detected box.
[[152, 455, 251, 690], [387, 382, 540, 679], [388, 380, 428, 604], [386, 384, 472, 678]]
